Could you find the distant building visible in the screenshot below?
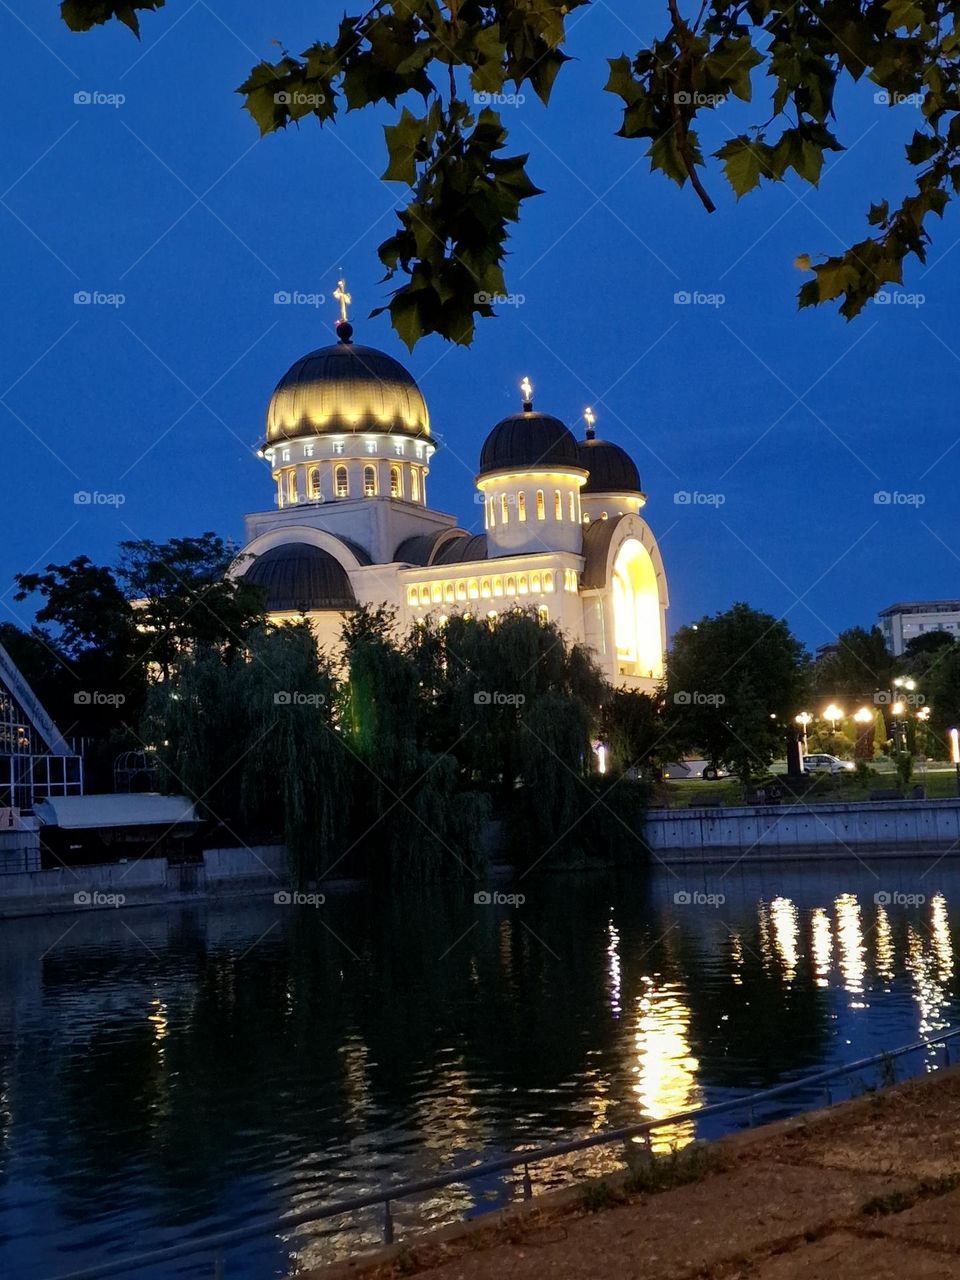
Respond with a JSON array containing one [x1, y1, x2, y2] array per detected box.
[[878, 600, 960, 655], [0, 640, 82, 811]]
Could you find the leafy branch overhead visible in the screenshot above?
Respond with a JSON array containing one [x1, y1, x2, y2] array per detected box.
[[64, 0, 960, 342]]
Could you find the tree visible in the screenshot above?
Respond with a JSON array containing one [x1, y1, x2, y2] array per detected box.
[[813, 626, 894, 703], [61, 1, 960, 345], [924, 643, 960, 743], [666, 603, 808, 781], [600, 688, 674, 776]]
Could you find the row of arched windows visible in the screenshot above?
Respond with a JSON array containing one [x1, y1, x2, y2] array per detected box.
[[278, 464, 423, 505], [405, 570, 566, 607], [484, 488, 578, 529]]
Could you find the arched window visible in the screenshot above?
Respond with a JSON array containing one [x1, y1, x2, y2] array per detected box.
[[407, 587, 418, 606], [537, 605, 549, 624], [536, 489, 545, 520], [554, 489, 562, 520], [390, 465, 402, 498], [276, 477, 284, 508], [431, 583, 442, 603], [335, 465, 349, 498], [444, 582, 455, 603], [500, 493, 509, 524], [363, 465, 377, 497], [493, 576, 503, 597], [480, 578, 491, 597], [287, 470, 298, 504], [411, 468, 421, 502], [543, 571, 554, 593], [506, 575, 516, 594], [456, 581, 467, 601], [531, 573, 541, 592], [419, 585, 430, 604], [307, 467, 321, 500], [568, 491, 576, 522], [517, 491, 526, 522], [468, 579, 479, 599], [518, 575, 528, 594], [487, 496, 495, 527]]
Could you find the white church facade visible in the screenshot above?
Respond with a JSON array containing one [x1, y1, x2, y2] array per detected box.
[[233, 306, 669, 692]]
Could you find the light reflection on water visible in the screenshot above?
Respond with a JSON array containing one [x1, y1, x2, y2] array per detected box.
[[0, 859, 957, 1280]]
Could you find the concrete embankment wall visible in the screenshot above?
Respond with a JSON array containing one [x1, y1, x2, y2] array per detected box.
[[0, 845, 288, 918], [644, 797, 960, 863]]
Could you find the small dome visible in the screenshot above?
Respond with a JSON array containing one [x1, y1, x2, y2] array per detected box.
[[478, 412, 580, 477], [578, 438, 642, 494], [242, 543, 356, 612], [266, 340, 430, 444]]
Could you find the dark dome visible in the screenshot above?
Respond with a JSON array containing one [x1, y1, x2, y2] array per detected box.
[[242, 543, 356, 612], [578, 438, 642, 494], [478, 412, 581, 477], [266, 341, 430, 444]]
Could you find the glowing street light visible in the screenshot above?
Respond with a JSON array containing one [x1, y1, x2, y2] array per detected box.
[[795, 711, 812, 753], [823, 704, 844, 738], [853, 706, 873, 761]]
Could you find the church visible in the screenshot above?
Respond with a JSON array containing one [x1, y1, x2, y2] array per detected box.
[[232, 289, 669, 692]]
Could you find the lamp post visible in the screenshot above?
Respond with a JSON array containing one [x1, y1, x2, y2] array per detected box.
[[823, 704, 843, 747], [853, 706, 873, 760], [950, 728, 960, 797], [795, 711, 812, 755]]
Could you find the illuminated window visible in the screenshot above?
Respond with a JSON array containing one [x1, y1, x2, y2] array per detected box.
[[287, 470, 297, 504], [303, 443, 314, 458], [493, 576, 503, 597], [390, 465, 402, 498], [456, 581, 467, 601], [554, 490, 562, 520], [500, 494, 509, 524], [363, 465, 377, 497], [366, 439, 377, 454], [411, 468, 421, 502], [421, 472, 427, 504], [394, 441, 405, 456], [416, 443, 424, 459], [276, 477, 284, 508], [534, 489, 545, 520], [517, 491, 526, 522], [532, 573, 541, 592], [407, 587, 418, 605], [518, 575, 528, 594], [568, 492, 576, 521], [307, 467, 321, 500], [335, 465, 349, 498], [537, 605, 549, 624], [419, 585, 430, 604], [468, 579, 479, 599], [612, 537, 663, 679], [487, 496, 495, 527], [506, 575, 516, 594], [445, 582, 455, 603], [282, 449, 290, 462], [543, 571, 554, 592], [431, 583, 442, 603], [480, 578, 491, 597], [332, 441, 344, 455]]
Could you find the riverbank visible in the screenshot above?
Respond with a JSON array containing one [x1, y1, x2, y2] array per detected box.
[[310, 1064, 960, 1280]]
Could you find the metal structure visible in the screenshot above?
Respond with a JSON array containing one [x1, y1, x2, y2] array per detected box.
[[0, 641, 81, 811], [46, 1024, 960, 1280]]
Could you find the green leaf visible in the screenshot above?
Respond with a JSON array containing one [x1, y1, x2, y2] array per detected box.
[[382, 108, 427, 185], [60, 0, 164, 35], [715, 137, 769, 197]]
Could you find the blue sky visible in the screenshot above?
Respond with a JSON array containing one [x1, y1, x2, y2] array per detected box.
[[2, 1, 958, 651]]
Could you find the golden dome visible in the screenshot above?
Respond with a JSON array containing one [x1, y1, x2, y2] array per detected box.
[[265, 336, 430, 444]]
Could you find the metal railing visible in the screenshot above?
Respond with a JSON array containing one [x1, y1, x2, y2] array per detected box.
[[48, 1024, 960, 1280]]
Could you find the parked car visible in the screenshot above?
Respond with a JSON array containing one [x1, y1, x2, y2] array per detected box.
[[664, 759, 730, 780], [802, 753, 855, 775]]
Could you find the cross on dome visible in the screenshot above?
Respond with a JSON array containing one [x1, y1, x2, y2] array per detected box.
[[333, 278, 352, 325]]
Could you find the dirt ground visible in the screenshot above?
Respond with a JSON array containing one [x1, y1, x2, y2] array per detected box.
[[304, 1064, 960, 1280]]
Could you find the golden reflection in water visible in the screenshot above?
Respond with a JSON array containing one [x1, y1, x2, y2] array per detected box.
[[811, 908, 832, 988], [339, 1036, 373, 1129], [607, 921, 622, 1018], [148, 997, 168, 1062], [632, 977, 700, 1153], [930, 894, 953, 984], [835, 894, 866, 1007], [729, 931, 744, 986], [756, 900, 773, 972], [905, 925, 951, 1064], [875, 905, 895, 983], [770, 897, 799, 983], [414, 1059, 484, 1154]]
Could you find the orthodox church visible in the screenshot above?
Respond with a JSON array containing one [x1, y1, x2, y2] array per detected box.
[[232, 288, 668, 692]]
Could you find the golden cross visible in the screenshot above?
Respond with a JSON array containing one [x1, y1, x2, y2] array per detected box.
[[584, 407, 596, 431], [520, 376, 533, 405], [334, 278, 352, 324]]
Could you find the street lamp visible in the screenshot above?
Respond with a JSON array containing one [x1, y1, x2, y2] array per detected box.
[[951, 728, 960, 796], [795, 711, 812, 754], [853, 706, 873, 760], [823, 704, 844, 744]]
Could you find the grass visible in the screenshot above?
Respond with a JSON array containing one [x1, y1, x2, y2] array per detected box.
[[578, 1142, 723, 1213], [658, 762, 960, 809]]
